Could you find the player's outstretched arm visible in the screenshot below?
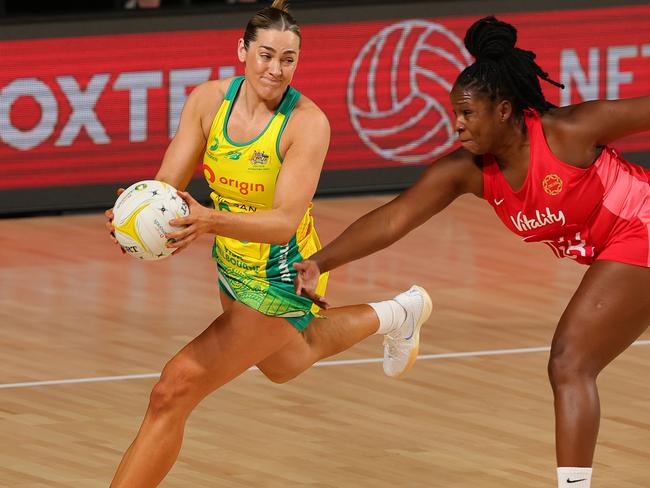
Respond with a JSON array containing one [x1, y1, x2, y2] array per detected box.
[[556, 95, 650, 152], [295, 148, 482, 300]]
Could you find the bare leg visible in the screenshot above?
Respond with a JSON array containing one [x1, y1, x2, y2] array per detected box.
[[256, 304, 380, 383], [548, 261, 650, 466], [110, 302, 300, 488], [306, 305, 381, 357]]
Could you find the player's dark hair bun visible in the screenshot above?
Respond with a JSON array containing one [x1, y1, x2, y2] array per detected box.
[[464, 16, 517, 61]]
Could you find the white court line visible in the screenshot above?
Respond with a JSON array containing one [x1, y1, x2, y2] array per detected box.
[[1, 340, 650, 390]]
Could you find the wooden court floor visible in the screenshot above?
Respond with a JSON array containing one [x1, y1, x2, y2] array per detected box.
[[0, 194, 648, 487]]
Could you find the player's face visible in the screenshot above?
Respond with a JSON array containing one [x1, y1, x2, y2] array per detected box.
[[238, 28, 300, 101], [450, 85, 504, 155]]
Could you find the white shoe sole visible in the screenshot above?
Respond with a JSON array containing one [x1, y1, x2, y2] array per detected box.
[[391, 285, 432, 379]]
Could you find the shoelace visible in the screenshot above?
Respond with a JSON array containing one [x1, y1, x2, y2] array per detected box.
[[383, 335, 407, 359]]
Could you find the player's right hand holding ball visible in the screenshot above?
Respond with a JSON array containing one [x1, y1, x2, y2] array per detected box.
[[105, 188, 125, 251]]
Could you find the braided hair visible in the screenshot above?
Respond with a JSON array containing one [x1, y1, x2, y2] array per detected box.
[[455, 16, 564, 117], [243, 0, 301, 49]]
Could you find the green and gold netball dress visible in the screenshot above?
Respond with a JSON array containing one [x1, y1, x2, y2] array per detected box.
[[202, 76, 328, 331]]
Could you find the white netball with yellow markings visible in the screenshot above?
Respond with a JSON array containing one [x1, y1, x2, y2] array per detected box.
[[112, 180, 189, 261]]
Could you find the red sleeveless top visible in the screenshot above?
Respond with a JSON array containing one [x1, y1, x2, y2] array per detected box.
[[482, 112, 650, 266]]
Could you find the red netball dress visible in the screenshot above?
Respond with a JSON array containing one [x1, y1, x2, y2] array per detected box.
[[482, 112, 650, 267]]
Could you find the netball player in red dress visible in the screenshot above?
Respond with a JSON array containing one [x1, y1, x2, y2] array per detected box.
[[295, 16, 650, 488]]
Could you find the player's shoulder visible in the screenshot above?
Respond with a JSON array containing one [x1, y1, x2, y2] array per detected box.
[[437, 147, 484, 196], [187, 78, 230, 108], [541, 105, 573, 128], [288, 94, 330, 135], [438, 146, 483, 173], [541, 101, 605, 135], [184, 78, 233, 126]]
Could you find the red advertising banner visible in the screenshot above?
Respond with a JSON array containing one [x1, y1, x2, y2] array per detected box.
[[1, 4, 649, 190]]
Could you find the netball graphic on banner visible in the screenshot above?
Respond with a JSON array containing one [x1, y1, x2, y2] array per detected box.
[[1, 4, 649, 194]]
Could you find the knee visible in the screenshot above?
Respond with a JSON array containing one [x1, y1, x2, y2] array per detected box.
[[259, 345, 312, 384], [261, 367, 301, 384], [148, 359, 203, 416], [260, 355, 307, 384], [547, 342, 597, 392]]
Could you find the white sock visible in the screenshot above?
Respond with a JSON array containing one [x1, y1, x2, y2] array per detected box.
[[369, 300, 406, 335], [557, 467, 592, 488]]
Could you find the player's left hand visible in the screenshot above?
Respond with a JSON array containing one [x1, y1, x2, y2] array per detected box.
[[165, 190, 216, 253]]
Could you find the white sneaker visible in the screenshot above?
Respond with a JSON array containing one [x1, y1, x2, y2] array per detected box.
[[383, 285, 432, 379]]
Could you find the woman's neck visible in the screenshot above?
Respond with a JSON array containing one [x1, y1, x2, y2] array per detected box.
[[239, 80, 282, 117], [493, 121, 528, 169]]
